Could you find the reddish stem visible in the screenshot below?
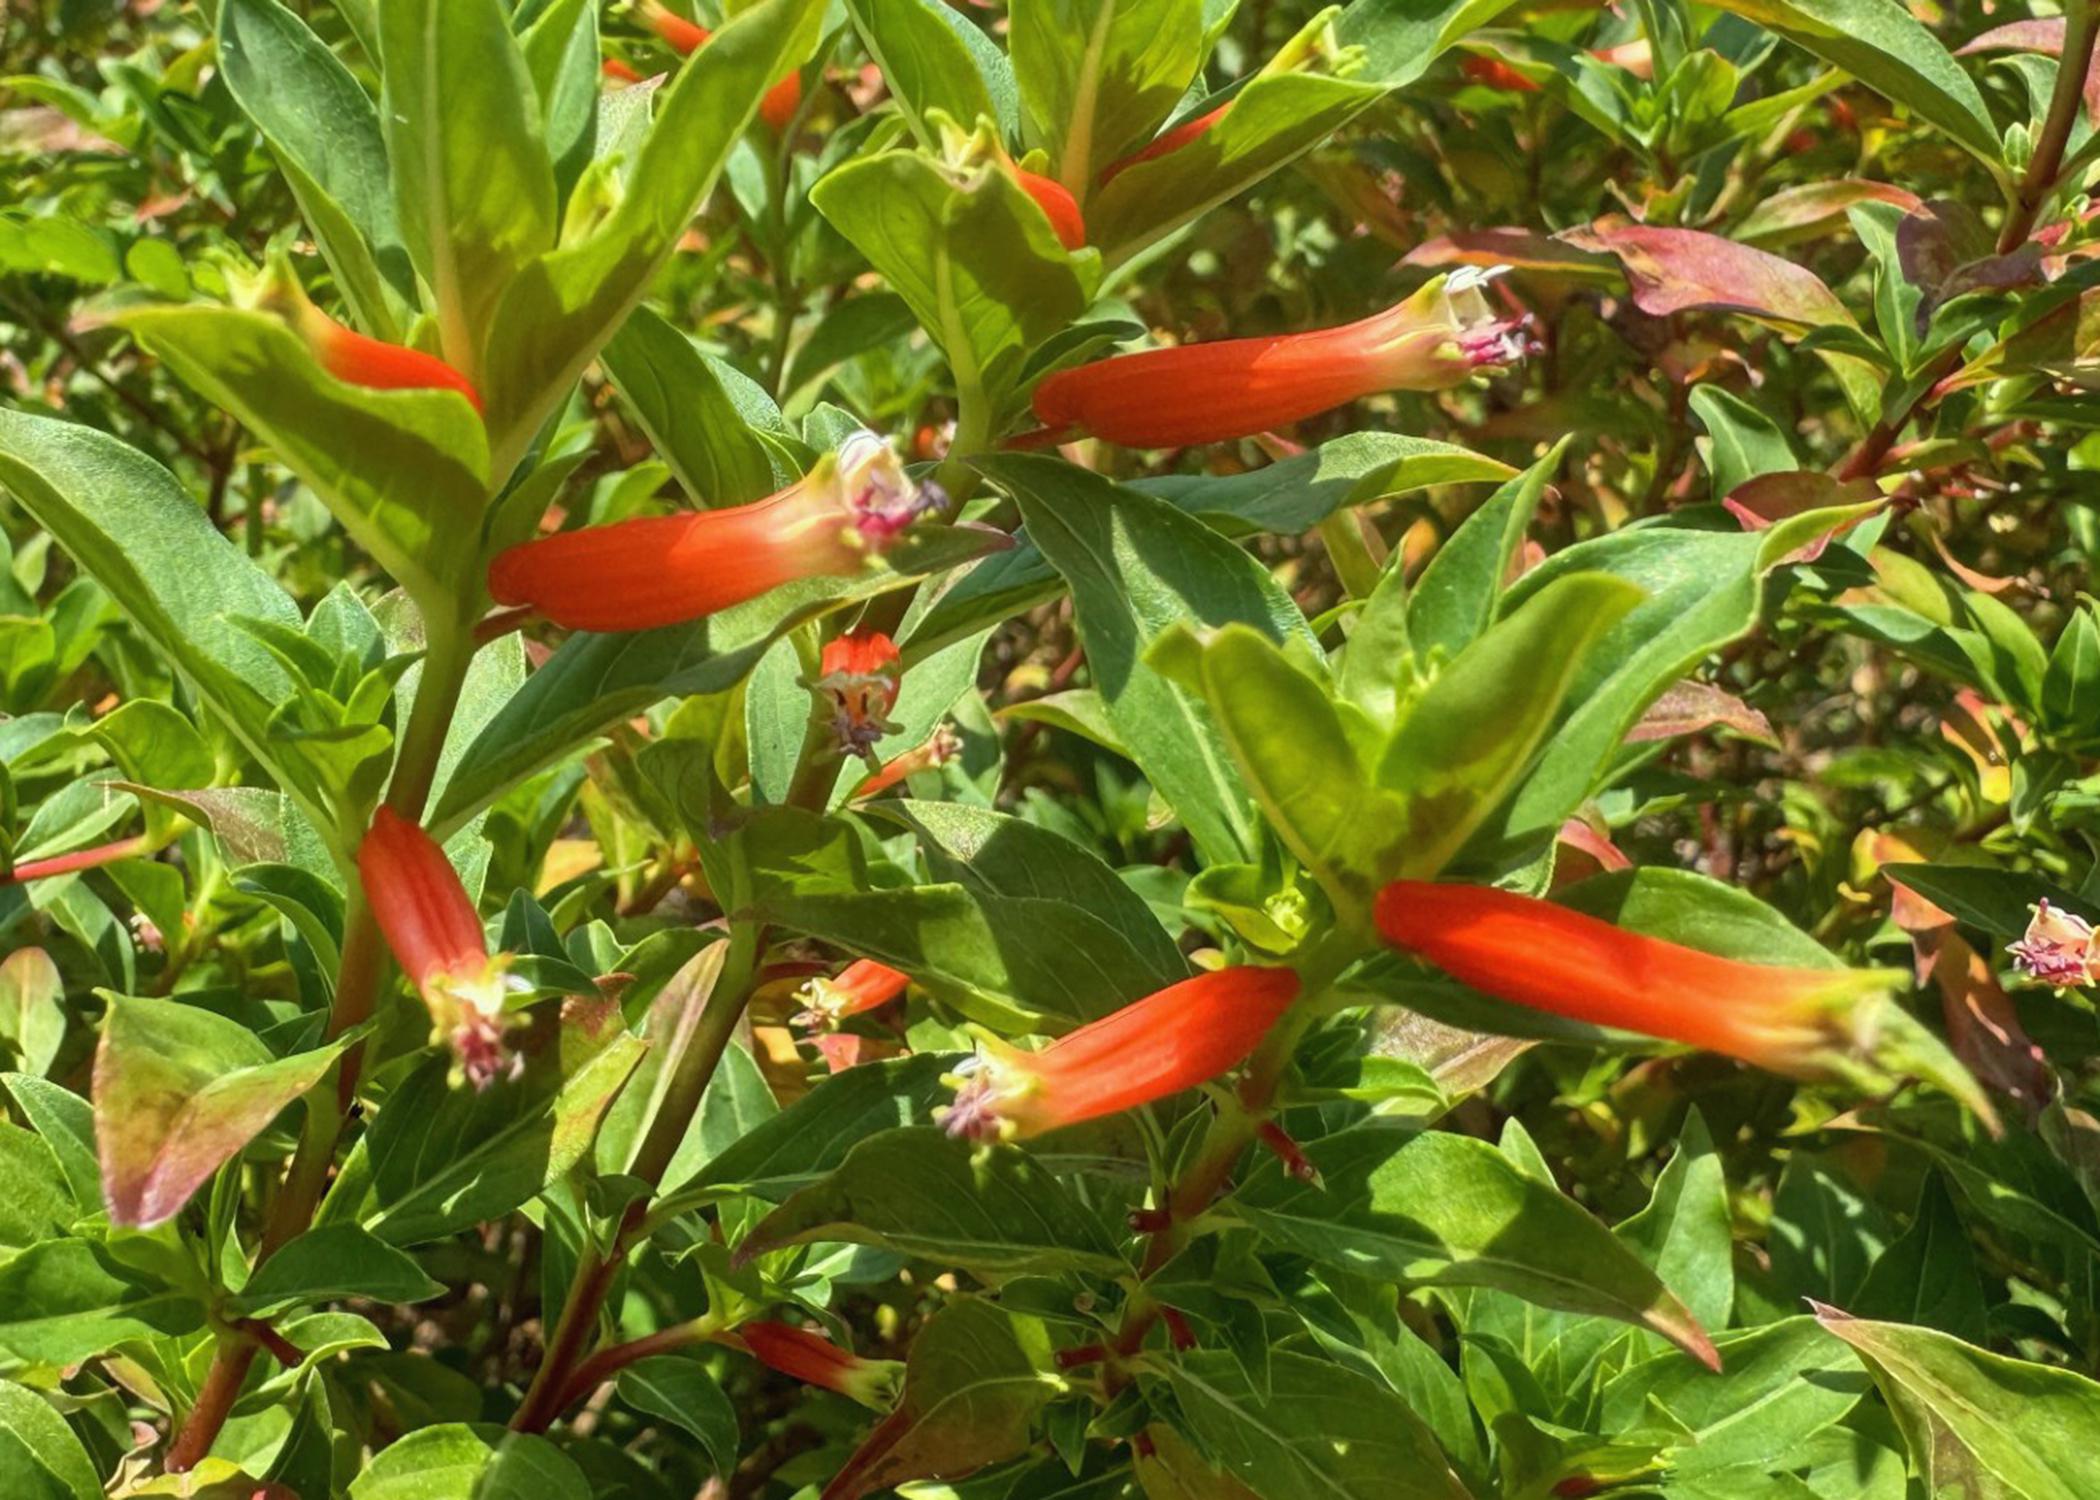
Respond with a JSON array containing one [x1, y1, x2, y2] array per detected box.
[[165, 1336, 259, 1473], [3, 834, 151, 885]]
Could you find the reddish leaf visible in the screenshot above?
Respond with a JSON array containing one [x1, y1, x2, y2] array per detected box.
[[1561, 220, 1855, 333], [94, 996, 348, 1228], [1626, 680, 1780, 748], [1737, 180, 1923, 245], [1959, 19, 2100, 127]]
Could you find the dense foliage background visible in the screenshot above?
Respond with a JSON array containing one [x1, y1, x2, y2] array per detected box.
[[6, 0, 2100, 1495]]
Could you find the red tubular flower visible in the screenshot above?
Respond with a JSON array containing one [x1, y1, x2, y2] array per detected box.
[[1016, 168, 1087, 249], [246, 259, 481, 413], [848, 722, 962, 801], [1372, 881, 1904, 1074], [643, 3, 802, 131], [1031, 268, 1533, 448], [1098, 104, 1228, 186], [938, 966, 1302, 1141], [359, 808, 522, 1088], [795, 958, 911, 1031], [739, 1322, 901, 1407], [813, 630, 903, 755], [602, 57, 644, 85], [488, 433, 942, 633], [1459, 53, 1541, 92]]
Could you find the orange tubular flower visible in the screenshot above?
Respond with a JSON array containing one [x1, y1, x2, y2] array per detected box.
[[488, 433, 943, 633], [1459, 53, 1541, 92], [602, 57, 644, 85], [1372, 881, 1905, 1075], [739, 1322, 901, 1407], [1032, 268, 1532, 448], [642, 2, 802, 131], [359, 808, 523, 1089], [795, 959, 911, 1031], [813, 630, 903, 755], [937, 966, 1302, 1141], [1015, 168, 1087, 249]]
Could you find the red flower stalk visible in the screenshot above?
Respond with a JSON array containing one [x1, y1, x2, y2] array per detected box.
[[739, 1322, 901, 1408], [359, 808, 523, 1089], [813, 630, 903, 756], [1016, 168, 1087, 249], [794, 958, 911, 1031], [1372, 881, 1906, 1076], [1098, 104, 1227, 186], [938, 966, 1301, 1141], [245, 257, 481, 413], [488, 433, 943, 633], [642, 2, 803, 131], [2, 834, 151, 886], [1032, 268, 1532, 448]]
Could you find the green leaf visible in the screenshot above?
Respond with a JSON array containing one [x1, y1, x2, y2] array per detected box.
[[115, 306, 490, 606], [0, 1239, 203, 1366], [349, 1423, 591, 1500], [1406, 447, 1561, 661], [812, 144, 1097, 413], [600, 306, 791, 508], [616, 1356, 739, 1477], [847, 0, 1019, 143], [2, 1075, 99, 1216], [217, 0, 411, 333], [0, 412, 329, 828], [520, 0, 601, 204], [1088, 70, 1388, 262], [1230, 1127, 1717, 1365], [1701, 0, 2001, 163], [734, 1126, 1128, 1276], [988, 454, 1319, 868], [1161, 1350, 1476, 1500], [432, 526, 1001, 835], [1481, 505, 1873, 863], [378, 0, 556, 381], [1011, 0, 1203, 187], [1851, 1172, 1988, 1342], [1617, 1107, 1734, 1340], [0, 1378, 101, 1500], [1689, 386, 1798, 499], [1601, 1317, 1868, 1477], [0, 950, 63, 1080], [93, 994, 350, 1229], [1384, 572, 1644, 877], [478, 0, 825, 469], [1174, 624, 1409, 918], [0, 1125, 69, 1252], [229, 1225, 445, 1317], [661, 1053, 960, 1213], [1336, 0, 1522, 84], [360, 1008, 646, 1245], [882, 801, 1186, 982], [1816, 1308, 2100, 1500], [835, 1298, 1058, 1500]]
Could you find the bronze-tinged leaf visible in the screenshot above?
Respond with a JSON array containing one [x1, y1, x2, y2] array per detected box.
[[1561, 220, 1854, 333]]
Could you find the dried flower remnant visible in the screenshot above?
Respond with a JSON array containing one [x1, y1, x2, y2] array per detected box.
[[794, 959, 911, 1031], [2009, 900, 2097, 988], [812, 630, 902, 756]]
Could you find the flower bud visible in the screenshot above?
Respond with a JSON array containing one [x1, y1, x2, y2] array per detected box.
[[794, 959, 911, 1031], [937, 966, 1301, 1141], [738, 1321, 901, 1408], [642, 2, 802, 131], [487, 433, 943, 633], [933, 112, 1087, 250], [848, 722, 962, 802], [1031, 269, 1532, 448], [812, 631, 903, 756], [243, 257, 481, 413], [359, 808, 524, 1089]]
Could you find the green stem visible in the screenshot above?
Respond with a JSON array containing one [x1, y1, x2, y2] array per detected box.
[[386, 618, 478, 821], [1317, 510, 1385, 601]]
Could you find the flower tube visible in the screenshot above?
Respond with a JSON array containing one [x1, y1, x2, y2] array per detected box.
[[359, 808, 523, 1088], [641, 2, 803, 131], [487, 434, 943, 633], [794, 959, 911, 1031], [812, 630, 902, 756], [247, 258, 481, 412], [1030, 268, 1532, 448], [739, 1322, 901, 1408], [938, 966, 1301, 1141], [1015, 168, 1088, 249], [1097, 104, 1228, 186], [1373, 881, 1905, 1074]]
